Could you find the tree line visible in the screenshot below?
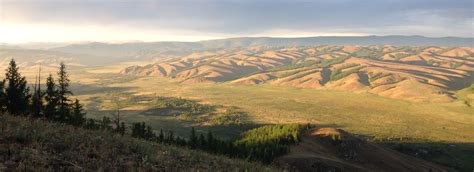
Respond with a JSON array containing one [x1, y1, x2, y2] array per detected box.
[[128, 122, 310, 163], [0, 59, 86, 125], [0, 59, 309, 163]]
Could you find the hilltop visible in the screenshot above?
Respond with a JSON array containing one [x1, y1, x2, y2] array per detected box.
[[275, 128, 450, 171]]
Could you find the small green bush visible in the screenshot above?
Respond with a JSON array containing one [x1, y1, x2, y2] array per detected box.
[[330, 64, 365, 81]]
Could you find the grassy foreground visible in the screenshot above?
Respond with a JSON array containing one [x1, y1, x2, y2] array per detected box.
[[0, 114, 272, 171]]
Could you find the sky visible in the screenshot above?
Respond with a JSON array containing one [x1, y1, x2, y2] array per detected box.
[[0, 0, 473, 43]]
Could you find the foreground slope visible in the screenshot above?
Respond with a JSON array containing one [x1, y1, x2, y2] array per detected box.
[[0, 114, 271, 171], [122, 46, 474, 102], [275, 128, 451, 172]]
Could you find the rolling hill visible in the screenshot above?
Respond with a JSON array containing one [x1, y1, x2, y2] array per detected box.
[[49, 36, 474, 57], [3, 35, 472, 69], [0, 48, 90, 73], [121, 45, 474, 102]]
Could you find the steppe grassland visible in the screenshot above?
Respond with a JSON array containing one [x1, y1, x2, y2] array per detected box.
[[70, 65, 473, 143]]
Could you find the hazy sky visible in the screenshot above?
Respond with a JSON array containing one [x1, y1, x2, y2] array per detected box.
[[1, 0, 473, 43]]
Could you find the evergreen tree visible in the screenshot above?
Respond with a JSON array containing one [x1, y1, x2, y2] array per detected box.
[[31, 87, 44, 117], [44, 74, 58, 120], [100, 116, 112, 130], [207, 131, 215, 151], [31, 67, 44, 118], [175, 137, 187, 146], [131, 123, 140, 138], [132, 122, 146, 139], [118, 122, 126, 136], [145, 126, 155, 140], [158, 129, 164, 142], [166, 130, 175, 143], [57, 62, 72, 122], [71, 99, 86, 126], [0, 80, 6, 112], [84, 119, 98, 130], [4, 59, 30, 115], [198, 133, 206, 148], [112, 100, 123, 134], [189, 127, 198, 149]]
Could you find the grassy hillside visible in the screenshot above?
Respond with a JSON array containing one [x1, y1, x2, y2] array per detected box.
[[121, 46, 473, 102], [0, 114, 272, 171], [275, 128, 451, 171], [82, 74, 473, 143], [456, 84, 474, 107]]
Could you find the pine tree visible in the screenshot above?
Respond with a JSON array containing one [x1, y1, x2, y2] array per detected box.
[[158, 129, 164, 142], [198, 133, 206, 148], [71, 99, 86, 126], [113, 98, 123, 134], [100, 116, 112, 130], [132, 122, 146, 139], [189, 127, 198, 149], [118, 122, 126, 136], [4, 59, 30, 115], [167, 130, 175, 143], [140, 122, 146, 138], [84, 119, 98, 130], [131, 123, 139, 138], [175, 137, 187, 146], [0, 80, 6, 113], [31, 66, 44, 117], [145, 126, 155, 140], [44, 74, 59, 120], [57, 62, 72, 122], [207, 131, 215, 151]]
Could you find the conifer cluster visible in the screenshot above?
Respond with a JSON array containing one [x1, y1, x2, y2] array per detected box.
[[0, 60, 86, 125]]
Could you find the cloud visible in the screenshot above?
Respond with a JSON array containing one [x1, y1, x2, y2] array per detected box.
[[1, 0, 472, 42]]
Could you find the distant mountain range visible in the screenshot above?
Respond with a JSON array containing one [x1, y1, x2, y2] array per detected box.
[[198, 35, 473, 47], [51, 36, 473, 56], [1, 35, 472, 67], [48, 35, 474, 63]]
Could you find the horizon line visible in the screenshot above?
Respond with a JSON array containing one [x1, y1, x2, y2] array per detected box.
[[2, 34, 473, 45]]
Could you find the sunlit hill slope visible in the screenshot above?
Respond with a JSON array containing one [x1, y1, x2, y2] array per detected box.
[[121, 46, 473, 102]]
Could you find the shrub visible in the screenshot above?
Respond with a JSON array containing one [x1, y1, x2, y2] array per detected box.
[[153, 96, 215, 115], [330, 64, 365, 81], [210, 109, 245, 125], [369, 73, 391, 82], [450, 61, 464, 68]]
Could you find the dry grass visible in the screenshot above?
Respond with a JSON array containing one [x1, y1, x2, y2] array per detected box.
[[0, 114, 273, 171], [120, 46, 474, 102], [95, 75, 473, 143]]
